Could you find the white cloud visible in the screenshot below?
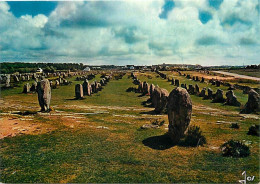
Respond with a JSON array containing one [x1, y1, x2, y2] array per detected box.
[[0, 0, 259, 65]]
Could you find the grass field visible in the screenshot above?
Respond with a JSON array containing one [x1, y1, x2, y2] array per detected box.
[[0, 71, 259, 183]]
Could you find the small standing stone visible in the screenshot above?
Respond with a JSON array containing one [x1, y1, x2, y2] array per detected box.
[[5, 75, 10, 87], [225, 90, 241, 106], [208, 88, 213, 99], [23, 83, 31, 93], [199, 87, 206, 97], [75, 84, 83, 99], [213, 89, 225, 103], [175, 79, 179, 87]]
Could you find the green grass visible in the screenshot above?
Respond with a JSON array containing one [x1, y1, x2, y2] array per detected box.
[[0, 71, 259, 183]]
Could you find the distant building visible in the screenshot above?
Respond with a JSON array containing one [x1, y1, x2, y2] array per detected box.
[[36, 68, 43, 73], [83, 67, 91, 72]]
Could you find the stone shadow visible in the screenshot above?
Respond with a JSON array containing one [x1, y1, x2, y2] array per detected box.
[[142, 134, 176, 150]]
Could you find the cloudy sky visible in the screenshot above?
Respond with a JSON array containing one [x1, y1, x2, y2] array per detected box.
[[0, 0, 259, 66]]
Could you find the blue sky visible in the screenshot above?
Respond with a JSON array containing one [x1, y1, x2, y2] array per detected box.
[[0, 0, 259, 66]]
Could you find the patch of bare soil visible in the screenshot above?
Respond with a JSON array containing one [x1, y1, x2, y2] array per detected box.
[[0, 117, 55, 139]]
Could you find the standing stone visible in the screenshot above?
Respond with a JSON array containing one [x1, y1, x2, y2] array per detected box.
[[138, 82, 144, 93], [26, 75, 30, 81], [143, 81, 150, 95], [30, 81, 37, 92], [195, 76, 199, 81], [195, 84, 200, 95], [213, 89, 225, 103], [100, 79, 105, 86], [201, 77, 205, 83], [199, 87, 206, 97], [175, 79, 179, 87], [75, 84, 83, 99], [153, 87, 169, 113], [208, 88, 213, 99], [83, 80, 91, 96], [5, 75, 10, 87], [241, 89, 260, 113], [168, 87, 192, 143], [32, 73, 37, 80], [13, 75, 19, 82], [23, 83, 31, 93], [216, 80, 221, 87], [21, 76, 26, 81], [149, 84, 155, 98], [97, 82, 102, 91], [226, 90, 241, 106], [171, 78, 174, 85], [36, 79, 51, 111], [181, 83, 186, 89], [188, 85, 195, 95], [55, 80, 60, 86]]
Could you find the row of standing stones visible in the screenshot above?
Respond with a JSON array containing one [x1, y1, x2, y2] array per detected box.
[[131, 73, 192, 143], [75, 75, 112, 99], [155, 70, 260, 114], [131, 70, 259, 143], [7, 71, 100, 111]]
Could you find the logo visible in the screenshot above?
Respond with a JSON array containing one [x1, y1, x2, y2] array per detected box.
[[239, 171, 255, 184]]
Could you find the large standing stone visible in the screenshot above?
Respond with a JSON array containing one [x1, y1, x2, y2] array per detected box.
[[36, 79, 51, 111], [23, 83, 31, 93], [195, 76, 199, 81], [168, 87, 192, 143], [75, 84, 83, 99], [201, 77, 205, 83], [226, 90, 241, 106], [213, 89, 225, 103], [241, 89, 260, 113]]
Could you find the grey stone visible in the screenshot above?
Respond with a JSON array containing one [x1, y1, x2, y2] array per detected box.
[[37, 79, 51, 111], [75, 84, 83, 99], [242, 89, 260, 113], [226, 90, 241, 106], [168, 87, 192, 143]]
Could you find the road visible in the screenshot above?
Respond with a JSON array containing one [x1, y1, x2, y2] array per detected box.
[[213, 71, 260, 82]]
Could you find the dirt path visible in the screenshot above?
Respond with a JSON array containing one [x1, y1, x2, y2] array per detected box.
[[213, 71, 260, 81]]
